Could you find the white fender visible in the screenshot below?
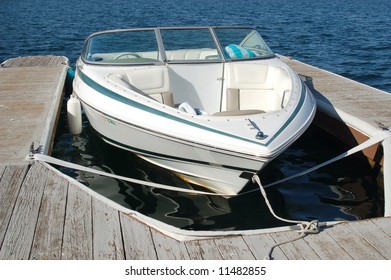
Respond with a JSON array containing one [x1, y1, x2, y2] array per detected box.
[[67, 94, 82, 135]]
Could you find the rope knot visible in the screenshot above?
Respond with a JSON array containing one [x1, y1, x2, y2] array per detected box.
[[297, 220, 319, 235]]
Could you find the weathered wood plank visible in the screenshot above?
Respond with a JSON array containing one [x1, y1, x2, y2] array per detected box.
[[0, 165, 6, 178], [0, 165, 28, 246], [282, 56, 391, 128], [1, 56, 68, 68], [120, 213, 157, 260], [0, 58, 68, 165], [214, 236, 255, 260], [300, 226, 353, 260], [326, 222, 385, 259], [185, 238, 223, 260], [243, 233, 288, 260], [0, 163, 47, 259], [36, 56, 55, 66], [348, 219, 391, 259], [151, 229, 190, 260], [92, 197, 125, 260], [371, 217, 391, 236], [268, 230, 320, 260], [61, 184, 93, 259], [30, 166, 68, 260]]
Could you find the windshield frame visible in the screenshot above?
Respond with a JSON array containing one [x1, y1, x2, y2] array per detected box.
[[80, 26, 276, 65], [211, 26, 275, 61]]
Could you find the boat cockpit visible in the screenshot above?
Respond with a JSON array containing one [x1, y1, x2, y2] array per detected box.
[[80, 27, 293, 116]]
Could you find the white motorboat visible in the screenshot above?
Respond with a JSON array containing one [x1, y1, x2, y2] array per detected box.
[[72, 26, 316, 195]]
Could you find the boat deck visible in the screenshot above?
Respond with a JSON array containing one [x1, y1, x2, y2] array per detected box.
[[0, 56, 391, 260]]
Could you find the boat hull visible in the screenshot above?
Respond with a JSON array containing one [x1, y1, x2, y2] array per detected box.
[[81, 103, 269, 195], [72, 27, 317, 195]]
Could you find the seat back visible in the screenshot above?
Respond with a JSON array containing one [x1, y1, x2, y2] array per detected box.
[[224, 64, 292, 113], [107, 66, 174, 107]]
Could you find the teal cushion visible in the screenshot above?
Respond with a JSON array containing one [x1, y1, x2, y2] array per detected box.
[[224, 44, 257, 59]]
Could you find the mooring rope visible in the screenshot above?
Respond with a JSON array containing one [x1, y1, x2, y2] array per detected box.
[[251, 130, 391, 259], [30, 131, 390, 198], [29, 130, 390, 258], [31, 153, 227, 196], [252, 174, 319, 259], [240, 130, 391, 195]]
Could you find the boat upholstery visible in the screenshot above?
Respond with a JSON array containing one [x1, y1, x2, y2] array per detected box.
[[224, 64, 292, 113], [107, 66, 174, 107], [165, 49, 218, 61], [122, 49, 219, 62]]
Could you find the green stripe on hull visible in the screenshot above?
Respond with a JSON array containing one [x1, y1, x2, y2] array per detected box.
[[77, 68, 307, 148]]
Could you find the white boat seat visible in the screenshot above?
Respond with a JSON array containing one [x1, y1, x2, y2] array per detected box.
[[107, 66, 174, 107], [123, 66, 170, 93], [149, 92, 174, 107], [224, 64, 292, 112], [165, 49, 218, 61], [226, 88, 281, 112]]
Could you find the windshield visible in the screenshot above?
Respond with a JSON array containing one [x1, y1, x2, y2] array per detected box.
[[81, 27, 274, 64], [83, 29, 162, 64], [214, 27, 274, 59], [160, 28, 221, 62]]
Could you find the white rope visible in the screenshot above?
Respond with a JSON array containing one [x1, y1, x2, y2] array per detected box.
[[30, 130, 390, 256], [241, 130, 391, 194], [252, 175, 316, 225], [251, 130, 390, 259], [252, 174, 319, 259], [30, 131, 390, 199], [31, 153, 229, 196]]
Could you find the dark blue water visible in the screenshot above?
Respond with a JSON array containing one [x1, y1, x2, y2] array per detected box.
[[1, 0, 390, 92], [1, 0, 388, 230]]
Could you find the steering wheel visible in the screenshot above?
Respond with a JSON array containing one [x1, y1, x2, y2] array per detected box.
[[115, 53, 141, 59]]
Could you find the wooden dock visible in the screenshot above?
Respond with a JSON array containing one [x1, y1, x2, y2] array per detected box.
[[1, 56, 391, 260], [1, 162, 391, 260], [281, 56, 391, 130], [0, 56, 68, 164]]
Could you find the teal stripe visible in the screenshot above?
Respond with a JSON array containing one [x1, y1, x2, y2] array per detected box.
[[229, 44, 244, 58], [77, 68, 308, 148], [92, 127, 259, 173], [266, 85, 308, 144]]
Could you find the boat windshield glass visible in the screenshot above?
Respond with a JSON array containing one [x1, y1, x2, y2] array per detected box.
[[160, 28, 221, 62], [83, 30, 162, 64], [214, 27, 274, 60], [82, 27, 274, 64]]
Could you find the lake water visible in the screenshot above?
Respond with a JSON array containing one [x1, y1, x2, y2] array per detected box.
[[1, 0, 389, 230], [2, 0, 390, 92]]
